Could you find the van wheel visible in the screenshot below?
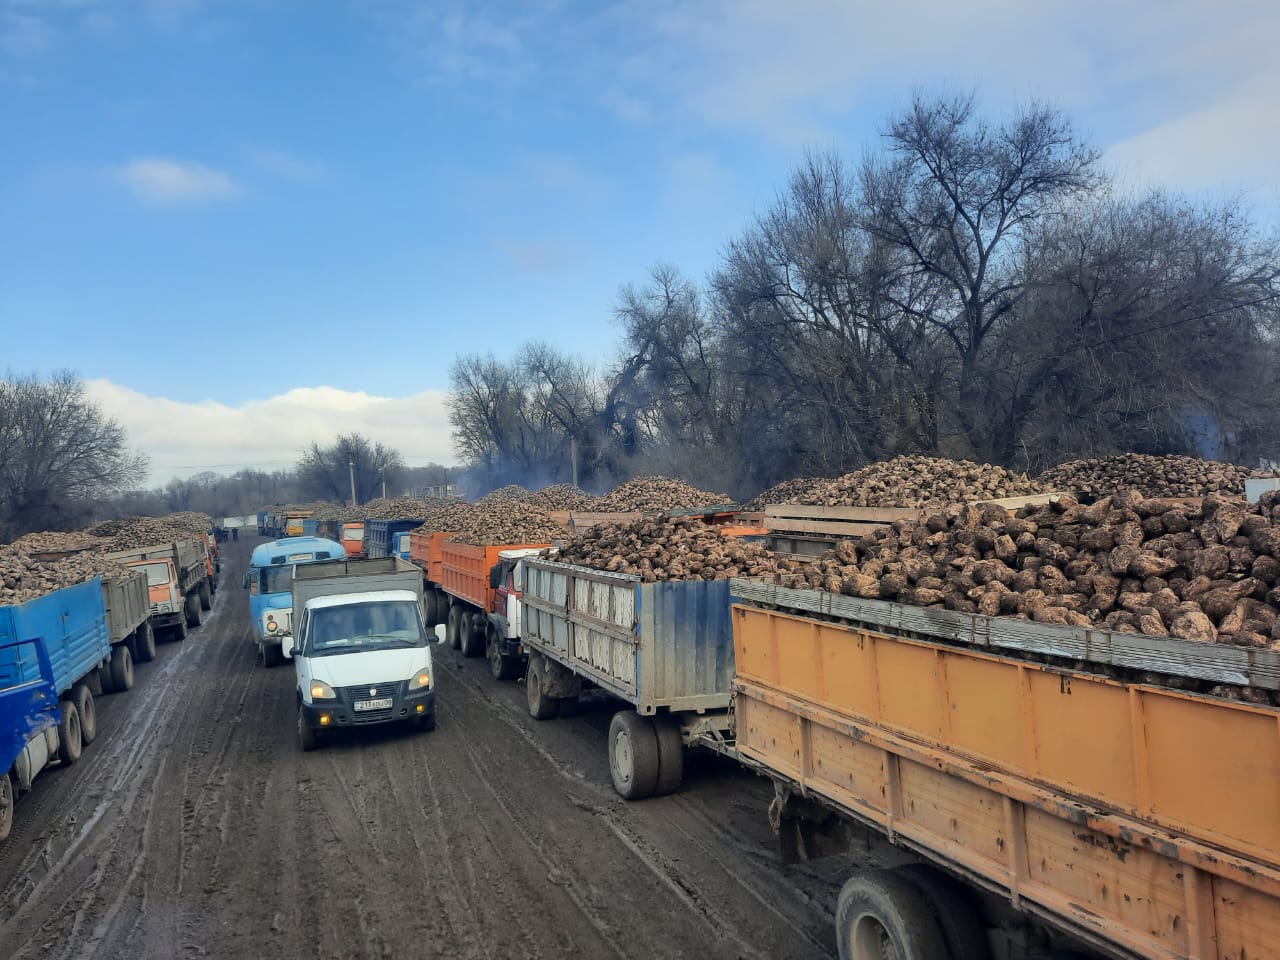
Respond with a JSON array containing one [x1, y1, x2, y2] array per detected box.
[[297, 706, 318, 752], [608, 711, 660, 800], [72, 684, 96, 745], [525, 655, 559, 720], [57, 701, 82, 765], [135, 622, 156, 662], [109, 645, 135, 692], [0, 774, 13, 842], [199, 581, 212, 611], [836, 870, 948, 960]]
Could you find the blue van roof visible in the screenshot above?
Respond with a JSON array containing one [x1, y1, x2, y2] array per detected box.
[[249, 536, 346, 567]]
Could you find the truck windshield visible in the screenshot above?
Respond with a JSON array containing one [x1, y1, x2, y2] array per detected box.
[[261, 566, 293, 594], [138, 562, 172, 586], [343, 528, 364, 541], [304, 600, 425, 656]]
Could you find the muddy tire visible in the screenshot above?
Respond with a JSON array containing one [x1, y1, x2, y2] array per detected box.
[[0, 773, 12, 843], [835, 869, 948, 960], [72, 684, 96, 745], [446, 605, 462, 651], [461, 611, 485, 658], [896, 863, 990, 960], [415, 712, 437, 732], [199, 581, 212, 611], [173, 615, 188, 642], [653, 716, 684, 796], [109, 645, 135, 693], [608, 711, 660, 800], [297, 705, 318, 752], [134, 622, 156, 662], [263, 641, 282, 668], [57, 701, 82, 765], [487, 623, 520, 681], [185, 593, 201, 628], [525, 656, 559, 721]]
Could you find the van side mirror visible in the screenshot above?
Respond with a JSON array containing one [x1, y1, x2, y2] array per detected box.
[[242, 571, 251, 589], [281, 635, 295, 659]]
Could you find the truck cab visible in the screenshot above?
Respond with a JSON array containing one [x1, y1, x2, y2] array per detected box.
[[339, 522, 366, 558], [484, 548, 546, 680], [1, 635, 64, 842], [284, 588, 436, 750], [245, 537, 346, 667], [130, 557, 184, 630]]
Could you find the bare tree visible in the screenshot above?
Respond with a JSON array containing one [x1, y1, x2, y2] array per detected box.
[[297, 434, 405, 505], [861, 92, 1103, 461], [0, 371, 148, 540]]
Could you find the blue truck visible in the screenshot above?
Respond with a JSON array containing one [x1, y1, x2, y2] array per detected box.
[[363, 519, 427, 560], [0, 579, 117, 841]]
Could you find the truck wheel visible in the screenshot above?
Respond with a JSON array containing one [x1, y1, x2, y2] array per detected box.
[[185, 594, 202, 628], [608, 711, 661, 800], [173, 615, 188, 641], [835, 870, 948, 960], [297, 706, 318, 752], [72, 684, 96, 745], [525, 656, 559, 721], [263, 641, 282, 668], [57, 701, 82, 765], [896, 864, 991, 960], [653, 716, 684, 795], [423, 589, 439, 628], [0, 773, 12, 842], [109, 645, 135, 693], [199, 581, 212, 611], [135, 622, 156, 662], [446, 605, 462, 651], [461, 611, 485, 658]]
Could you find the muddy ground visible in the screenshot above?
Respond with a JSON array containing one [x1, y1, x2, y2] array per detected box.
[[0, 537, 904, 959]]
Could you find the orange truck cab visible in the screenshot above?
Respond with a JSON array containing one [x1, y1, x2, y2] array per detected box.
[[339, 521, 366, 558]]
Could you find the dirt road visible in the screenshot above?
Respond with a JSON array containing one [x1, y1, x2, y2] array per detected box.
[[0, 537, 896, 959]]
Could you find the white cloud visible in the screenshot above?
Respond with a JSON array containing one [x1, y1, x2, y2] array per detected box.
[[115, 157, 240, 205], [85, 380, 457, 484], [246, 146, 327, 183]]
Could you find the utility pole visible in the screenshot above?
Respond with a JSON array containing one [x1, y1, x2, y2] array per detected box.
[[348, 459, 357, 507], [381, 472, 387, 499], [571, 437, 578, 487]]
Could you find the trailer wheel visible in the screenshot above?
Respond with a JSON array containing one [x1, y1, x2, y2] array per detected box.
[[461, 611, 486, 658], [57, 701, 82, 765], [653, 716, 684, 796], [896, 864, 990, 960], [0, 773, 12, 842], [109, 645, 135, 693], [135, 622, 156, 662], [199, 581, 212, 611], [72, 684, 96, 745], [185, 593, 202, 628], [835, 870, 948, 960], [608, 710, 660, 800], [297, 705, 318, 752], [525, 656, 559, 720], [446, 605, 463, 651]]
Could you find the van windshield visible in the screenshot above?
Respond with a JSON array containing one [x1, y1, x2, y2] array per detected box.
[[261, 566, 293, 594], [303, 600, 426, 657]]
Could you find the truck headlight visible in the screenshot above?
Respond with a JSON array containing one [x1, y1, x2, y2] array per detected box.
[[310, 680, 337, 700], [409, 669, 432, 691], [265, 615, 279, 635]]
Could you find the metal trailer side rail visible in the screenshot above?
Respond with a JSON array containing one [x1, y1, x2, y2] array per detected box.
[[732, 578, 1280, 691], [521, 559, 734, 715], [102, 571, 150, 643]]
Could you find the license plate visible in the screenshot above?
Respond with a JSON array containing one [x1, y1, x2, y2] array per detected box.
[[354, 697, 393, 712]]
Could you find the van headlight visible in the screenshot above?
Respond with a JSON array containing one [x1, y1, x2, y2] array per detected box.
[[408, 669, 432, 690], [310, 680, 337, 700]]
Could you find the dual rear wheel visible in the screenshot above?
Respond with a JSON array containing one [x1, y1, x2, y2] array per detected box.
[[607, 711, 683, 800]]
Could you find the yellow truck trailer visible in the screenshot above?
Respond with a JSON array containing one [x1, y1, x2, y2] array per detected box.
[[729, 578, 1280, 960]]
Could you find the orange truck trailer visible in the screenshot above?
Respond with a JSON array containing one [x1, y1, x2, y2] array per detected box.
[[728, 578, 1280, 960]]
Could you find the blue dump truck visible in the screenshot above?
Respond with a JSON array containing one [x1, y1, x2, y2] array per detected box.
[[363, 519, 427, 560], [0, 579, 115, 841]]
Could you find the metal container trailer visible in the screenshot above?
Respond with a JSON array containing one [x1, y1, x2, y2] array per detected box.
[[99, 569, 155, 690], [729, 578, 1280, 960], [518, 557, 737, 799], [364, 519, 428, 559]]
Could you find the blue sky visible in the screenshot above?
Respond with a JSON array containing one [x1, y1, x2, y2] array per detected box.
[[3, 0, 1278, 480]]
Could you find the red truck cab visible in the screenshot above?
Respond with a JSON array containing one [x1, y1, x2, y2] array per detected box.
[[339, 521, 366, 558]]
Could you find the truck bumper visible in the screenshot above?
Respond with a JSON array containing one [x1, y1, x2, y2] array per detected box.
[[301, 689, 436, 731], [150, 612, 182, 628]]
